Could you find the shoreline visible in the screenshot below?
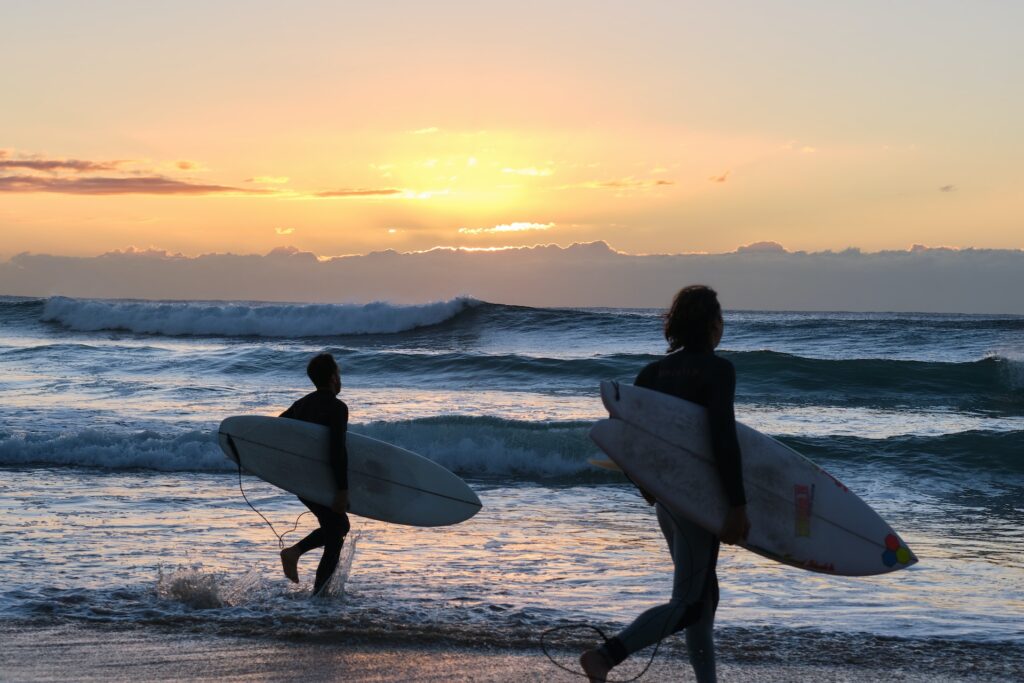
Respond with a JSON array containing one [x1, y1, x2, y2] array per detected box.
[[1, 622, 1014, 682]]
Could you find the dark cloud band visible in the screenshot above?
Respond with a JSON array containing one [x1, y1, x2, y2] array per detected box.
[[0, 175, 268, 195]]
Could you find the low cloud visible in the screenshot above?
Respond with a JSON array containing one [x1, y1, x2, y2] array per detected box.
[[939, 185, 956, 193], [0, 150, 272, 196], [0, 175, 269, 196], [0, 158, 124, 172], [458, 222, 554, 235], [709, 171, 730, 183], [314, 188, 404, 198], [410, 127, 439, 135], [4, 242, 1022, 313], [275, 227, 295, 235]]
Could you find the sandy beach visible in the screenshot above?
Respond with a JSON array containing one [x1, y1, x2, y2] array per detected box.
[[2, 622, 1017, 683]]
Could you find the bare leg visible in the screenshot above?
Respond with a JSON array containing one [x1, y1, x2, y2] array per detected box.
[[280, 546, 300, 583]]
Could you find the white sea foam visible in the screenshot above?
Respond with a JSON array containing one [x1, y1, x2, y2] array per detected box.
[[41, 296, 480, 337], [0, 429, 230, 471]]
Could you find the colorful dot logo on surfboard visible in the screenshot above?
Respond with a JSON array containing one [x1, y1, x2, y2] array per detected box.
[[881, 533, 915, 567]]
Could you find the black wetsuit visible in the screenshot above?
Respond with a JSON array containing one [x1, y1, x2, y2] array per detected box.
[[280, 389, 350, 595], [601, 347, 746, 676]]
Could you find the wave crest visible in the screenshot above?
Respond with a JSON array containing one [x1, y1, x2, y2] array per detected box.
[[40, 296, 481, 337]]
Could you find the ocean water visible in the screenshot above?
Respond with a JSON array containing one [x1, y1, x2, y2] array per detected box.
[[1, 296, 1022, 675]]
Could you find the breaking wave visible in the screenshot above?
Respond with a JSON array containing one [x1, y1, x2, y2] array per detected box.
[[39, 296, 481, 337]]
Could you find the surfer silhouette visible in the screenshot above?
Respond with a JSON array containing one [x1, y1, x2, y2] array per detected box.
[[581, 285, 750, 683], [278, 353, 351, 596]]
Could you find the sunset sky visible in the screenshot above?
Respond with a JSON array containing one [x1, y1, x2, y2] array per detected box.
[[2, 1, 1021, 259]]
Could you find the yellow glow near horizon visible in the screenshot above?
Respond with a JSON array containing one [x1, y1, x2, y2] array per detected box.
[[1, 2, 1022, 259]]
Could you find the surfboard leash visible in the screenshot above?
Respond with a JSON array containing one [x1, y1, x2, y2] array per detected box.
[[226, 434, 309, 550], [538, 504, 699, 681], [540, 622, 666, 682]]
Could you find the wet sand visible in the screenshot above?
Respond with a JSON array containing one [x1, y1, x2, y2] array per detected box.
[[0, 623, 1000, 682]]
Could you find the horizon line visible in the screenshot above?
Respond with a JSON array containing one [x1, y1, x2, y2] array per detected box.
[[5, 239, 1023, 263]]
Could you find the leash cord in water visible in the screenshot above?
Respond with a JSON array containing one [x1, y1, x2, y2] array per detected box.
[[538, 504, 697, 681]]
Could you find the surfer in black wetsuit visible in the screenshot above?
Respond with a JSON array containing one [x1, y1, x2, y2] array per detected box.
[[581, 285, 750, 683], [278, 353, 351, 596]]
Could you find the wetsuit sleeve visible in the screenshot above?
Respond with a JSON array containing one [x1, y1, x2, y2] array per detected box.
[[329, 401, 349, 491], [708, 359, 746, 507]]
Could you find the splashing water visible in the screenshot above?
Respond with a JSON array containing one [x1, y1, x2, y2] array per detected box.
[[156, 565, 236, 609], [155, 533, 359, 610], [316, 531, 360, 600]]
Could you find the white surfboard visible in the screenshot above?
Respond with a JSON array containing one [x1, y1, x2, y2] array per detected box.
[[590, 381, 917, 576], [218, 415, 481, 527]]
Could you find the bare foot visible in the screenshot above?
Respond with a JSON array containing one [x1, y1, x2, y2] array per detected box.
[[280, 547, 300, 583], [580, 649, 611, 682]]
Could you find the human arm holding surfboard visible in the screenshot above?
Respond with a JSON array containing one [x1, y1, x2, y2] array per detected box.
[[325, 400, 350, 513], [704, 358, 751, 545]]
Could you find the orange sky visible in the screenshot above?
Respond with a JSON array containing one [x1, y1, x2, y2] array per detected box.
[[2, 1, 1022, 259]]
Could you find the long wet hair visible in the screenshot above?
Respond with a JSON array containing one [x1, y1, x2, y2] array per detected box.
[[664, 285, 722, 352]]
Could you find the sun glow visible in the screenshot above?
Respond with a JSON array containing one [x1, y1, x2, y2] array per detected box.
[[2, 2, 1021, 261], [458, 222, 554, 235]]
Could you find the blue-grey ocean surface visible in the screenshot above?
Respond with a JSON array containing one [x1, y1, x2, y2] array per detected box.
[[1, 296, 1022, 676]]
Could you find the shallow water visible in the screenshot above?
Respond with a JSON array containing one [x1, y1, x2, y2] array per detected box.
[[1, 469, 1020, 648], [1, 296, 1022, 674]]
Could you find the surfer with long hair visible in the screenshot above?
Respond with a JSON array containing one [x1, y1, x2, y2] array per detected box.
[[581, 285, 750, 683]]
